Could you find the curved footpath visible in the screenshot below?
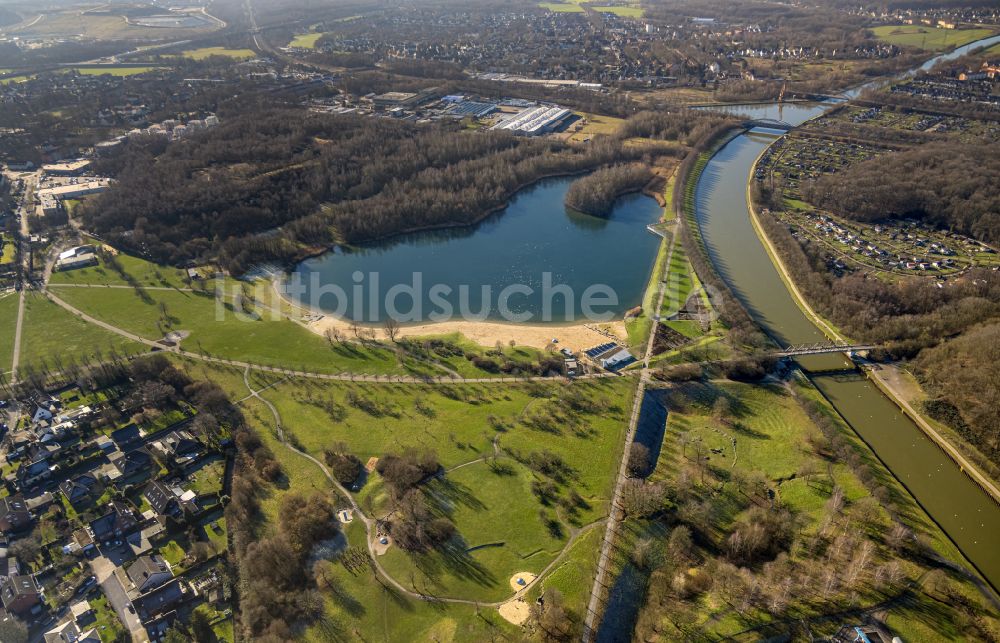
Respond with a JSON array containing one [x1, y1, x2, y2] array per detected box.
[[40, 286, 624, 385], [240, 365, 608, 610], [744, 148, 1000, 506]]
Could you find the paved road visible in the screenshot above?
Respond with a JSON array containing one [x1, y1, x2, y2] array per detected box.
[[9, 170, 38, 384]]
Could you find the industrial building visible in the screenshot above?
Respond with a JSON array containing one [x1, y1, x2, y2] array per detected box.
[[36, 180, 110, 201], [491, 105, 572, 136], [40, 160, 91, 176], [368, 87, 439, 111], [445, 100, 498, 119]]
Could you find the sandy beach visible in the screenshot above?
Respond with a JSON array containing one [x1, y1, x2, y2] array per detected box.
[[306, 314, 627, 352]]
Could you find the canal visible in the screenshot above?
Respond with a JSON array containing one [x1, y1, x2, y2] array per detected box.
[[692, 34, 1000, 590]]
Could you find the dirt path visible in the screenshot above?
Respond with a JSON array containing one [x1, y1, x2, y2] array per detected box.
[[240, 365, 606, 611]]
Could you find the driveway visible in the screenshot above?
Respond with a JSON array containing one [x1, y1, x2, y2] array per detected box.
[[90, 556, 147, 642]]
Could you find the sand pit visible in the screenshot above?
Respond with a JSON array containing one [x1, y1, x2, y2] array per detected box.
[[509, 571, 537, 592], [373, 535, 392, 556], [498, 598, 531, 625]]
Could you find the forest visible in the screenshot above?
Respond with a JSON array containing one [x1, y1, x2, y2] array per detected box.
[[80, 107, 719, 273], [803, 141, 1000, 245], [564, 164, 654, 217]]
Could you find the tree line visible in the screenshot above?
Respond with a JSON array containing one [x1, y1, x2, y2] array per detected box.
[[803, 140, 1000, 245], [564, 164, 654, 217]]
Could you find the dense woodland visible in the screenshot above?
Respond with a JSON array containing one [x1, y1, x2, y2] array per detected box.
[[803, 141, 1000, 245], [81, 107, 717, 273], [564, 164, 654, 217]]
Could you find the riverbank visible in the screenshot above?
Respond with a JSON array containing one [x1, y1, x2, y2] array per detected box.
[[743, 143, 1000, 508]]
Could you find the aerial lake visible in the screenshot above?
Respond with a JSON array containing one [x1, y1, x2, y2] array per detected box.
[[288, 176, 663, 323]]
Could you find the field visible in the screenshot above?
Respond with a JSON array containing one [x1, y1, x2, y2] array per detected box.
[[870, 25, 996, 51], [565, 112, 624, 143], [288, 32, 324, 48], [178, 47, 256, 61], [20, 292, 144, 370], [593, 5, 644, 17], [538, 2, 586, 12], [9, 13, 216, 40], [196, 358, 634, 638], [66, 66, 160, 77], [0, 294, 19, 372]]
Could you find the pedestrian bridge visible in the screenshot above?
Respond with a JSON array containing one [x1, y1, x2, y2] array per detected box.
[[744, 118, 794, 131], [774, 341, 879, 357]]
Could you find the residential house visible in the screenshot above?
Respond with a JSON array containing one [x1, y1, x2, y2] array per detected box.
[[134, 579, 185, 622], [88, 500, 138, 544], [0, 495, 31, 534], [43, 621, 101, 643], [109, 448, 153, 481], [0, 573, 41, 615], [152, 430, 201, 465], [110, 424, 143, 452], [126, 554, 173, 594], [143, 480, 180, 519], [60, 474, 99, 509]]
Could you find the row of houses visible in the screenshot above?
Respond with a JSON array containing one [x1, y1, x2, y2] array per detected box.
[[1, 388, 229, 642]]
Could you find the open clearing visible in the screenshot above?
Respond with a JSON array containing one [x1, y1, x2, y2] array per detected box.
[[66, 66, 161, 77], [21, 292, 144, 369], [198, 359, 630, 639], [538, 3, 586, 12], [177, 47, 256, 60], [870, 25, 996, 50], [593, 6, 644, 17], [0, 294, 19, 372], [289, 32, 324, 48]]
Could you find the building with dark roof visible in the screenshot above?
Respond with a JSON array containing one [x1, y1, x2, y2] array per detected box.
[[143, 480, 180, 519], [88, 500, 138, 543], [0, 573, 40, 615], [110, 424, 142, 452], [126, 554, 173, 594], [134, 579, 185, 622], [0, 495, 31, 534], [60, 474, 99, 508], [109, 448, 152, 480]]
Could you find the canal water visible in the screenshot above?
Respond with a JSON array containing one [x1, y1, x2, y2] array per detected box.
[[289, 177, 663, 322], [692, 34, 1000, 589]]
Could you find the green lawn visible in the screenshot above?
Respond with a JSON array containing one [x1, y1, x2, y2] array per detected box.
[[187, 459, 226, 496], [66, 66, 160, 77], [593, 5, 644, 17], [538, 2, 586, 12], [49, 286, 410, 375], [870, 25, 996, 50], [20, 292, 145, 370], [0, 234, 15, 266], [177, 47, 256, 60], [0, 294, 19, 372], [49, 247, 190, 288], [288, 32, 324, 48], [203, 359, 634, 632]]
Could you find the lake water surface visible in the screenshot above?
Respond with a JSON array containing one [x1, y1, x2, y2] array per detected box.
[[289, 177, 663, 323]]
